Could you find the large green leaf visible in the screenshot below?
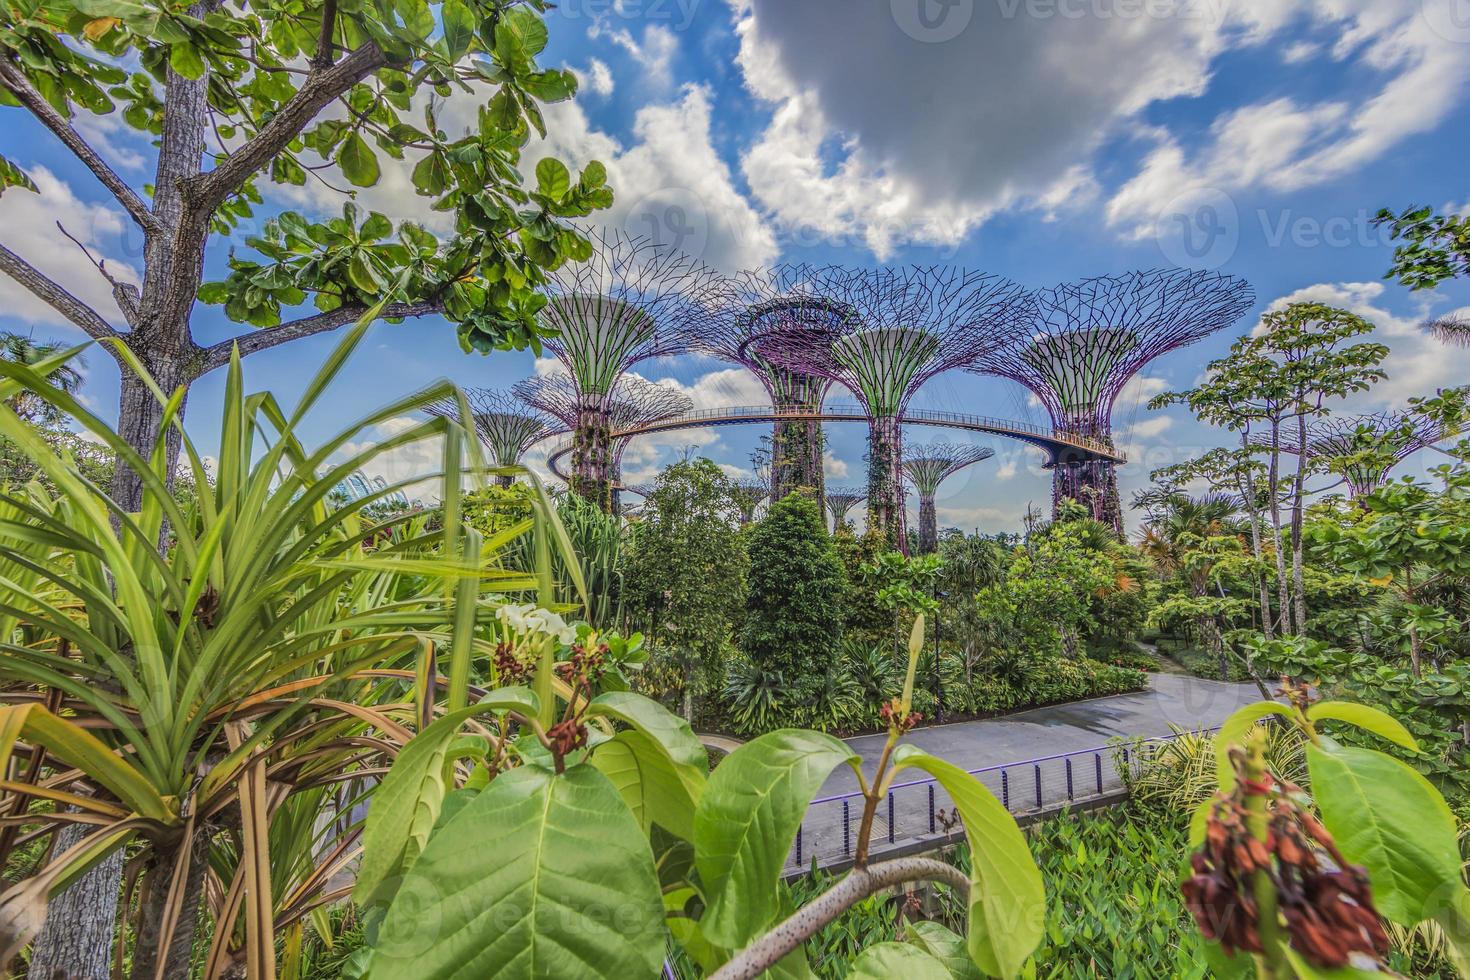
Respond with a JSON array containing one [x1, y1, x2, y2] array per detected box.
[[586, 691, 708, 772], [440, 0, 475, 59], [903, 921, 983, 979], [370, 765, 664, 980], [1305, 701, 1418, 752], [339, 131, 380, 188], [694, 729, 857, 947], [354, 688, 538, 907], [591, 729, 700, 840], [1306, 744, 1462, 925], [892, 745, 1044, 979], [846, 942, 952, 979]]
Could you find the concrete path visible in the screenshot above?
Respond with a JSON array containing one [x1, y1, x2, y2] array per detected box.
[[789, 673, 1262, 871]]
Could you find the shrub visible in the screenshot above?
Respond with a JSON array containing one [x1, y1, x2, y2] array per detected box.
[[742, 492, 846, 686]]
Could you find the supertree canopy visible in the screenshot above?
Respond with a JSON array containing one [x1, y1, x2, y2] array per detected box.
[[537, 231, 721, 509], [693, 265, 860, 505], [972, 269, 1253, 534], [729, 479, 771, 525], [424, 389, 559, 487], [902, 442, 996, 554], [824, 488, 866, 531], [1274, 411, 1447, 498], [765, 266, 1032, 549], [514, 372, 691, 509]]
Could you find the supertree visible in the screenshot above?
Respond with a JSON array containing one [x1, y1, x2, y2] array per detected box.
[[514, 373, 691, 508], [729, 479, 770, 525], [1273, 411, 1447, 498], [824, 488, 867, 532], [764, 266, 1032, 549], [423, 389, 559, 487], [691, 265, 860, 505], [971, 269, 1253, 535], [901, 442, 995, 554], [537, 231, 721, 509]]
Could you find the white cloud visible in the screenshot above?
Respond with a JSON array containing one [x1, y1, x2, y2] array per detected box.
[[578, 58, 616, 97], [0, 166, 141, 332], [589, 22, 678, 91], [823, 451, 849, 478]]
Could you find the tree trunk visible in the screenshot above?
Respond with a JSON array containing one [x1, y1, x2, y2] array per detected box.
[[130, 827, 211, 980], [111, 354, 193, 512], [865, 416, 905, 551], [1289, 411, 1309, 635], [1267, 422, 1292, 635], [1237, 436, 1274, 640], [26, 834, 123, 980], [916, 495, 938, 555]]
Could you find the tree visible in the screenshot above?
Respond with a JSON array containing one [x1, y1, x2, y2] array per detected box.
[[1154, 302, 1387, 635], [1141, 493, 1246, 680], [625, 458, 747, 720], [1375, 204, 1470, 292], [0, 332, 83, 423], [0, 0, 610, 508], [741, 492, 846, 692]]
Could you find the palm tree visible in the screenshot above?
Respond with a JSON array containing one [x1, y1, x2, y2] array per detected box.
[[1141, 493, 1244, 679], [1, 331, 84, 422]]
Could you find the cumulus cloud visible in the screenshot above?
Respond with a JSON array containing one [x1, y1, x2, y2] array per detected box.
[[823, 451, 849, 479], [727, 0, 1470, 257], [0, 166, 141, 332]]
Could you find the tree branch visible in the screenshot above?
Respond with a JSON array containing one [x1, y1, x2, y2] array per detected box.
[[0, 243, 118, 341], [201, 299, 442, 370], [313, 0, 340, 69], [187, 42, 389, 216], [706, 857, 970, 980], [0, 57, 159, 233]]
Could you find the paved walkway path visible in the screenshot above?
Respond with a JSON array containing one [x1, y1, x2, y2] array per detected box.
[[790, 673, 1262, 870]]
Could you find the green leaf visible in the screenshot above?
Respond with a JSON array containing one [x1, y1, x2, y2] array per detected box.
[[891, 745, 1044, 979], [585, 691, 707, 773], [590, 729, 699, 840], [1306, 701, 1419, 752], [847, 942, 952, 979], [347, 251, 384, 294], [1214, 701, 1291, 791], [1306, 743, 1462, 925], [693, 729, 858, 948], [412, 151, 452, 196], [0, 154, 37, 196], [440, 0, 475, 59], [903, 921, 984, 979], [359, 211, 393, 242], [353, 688, 538, 907], [169, 43, 205, 80], [338, 131, 380, 187], [534, 157, 570, 199], [496, 7, 549, 58], [580, 160, 607, 190], [370, 765, 664, 980], [521, 69, 577, 103]]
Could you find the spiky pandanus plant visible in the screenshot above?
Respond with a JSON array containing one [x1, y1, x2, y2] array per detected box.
[[0, 311, 583, 977], [901, 442, 994, 554], [538, 232, 721, 510], [425, 388, 560, 487], [764, 267, 1030, 550], [970, 269, 1253, 535]]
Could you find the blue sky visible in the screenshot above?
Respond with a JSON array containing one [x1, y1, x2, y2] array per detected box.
[[3, 0, 1469, 533]]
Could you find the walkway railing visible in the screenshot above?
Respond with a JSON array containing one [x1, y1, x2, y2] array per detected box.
[[786, 727, 1214, 872]]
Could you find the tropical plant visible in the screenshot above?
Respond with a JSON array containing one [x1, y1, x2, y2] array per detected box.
[[0, 312, 581, 976], [0, 332, 83, 423], [0, 0, 609, 512]]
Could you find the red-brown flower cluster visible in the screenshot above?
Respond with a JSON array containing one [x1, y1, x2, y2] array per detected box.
[[553, 641, 608, 684], [494, 641, 530, 684], [879, 698, 922, 734], [546, 718, 589, 757], [1183, 776, 1389, 970]]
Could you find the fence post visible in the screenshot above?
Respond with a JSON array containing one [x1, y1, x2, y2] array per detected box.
[[1065, 758, 1074, 801], [843, 800, 850, 857], [887, 792, 895, 843], [1095, 753, 1103, 795], [928, 785, 935, 833], [795, 826, 802, 866], [1034, 765, 1042, 808], [1002, 769, 1010, 810]]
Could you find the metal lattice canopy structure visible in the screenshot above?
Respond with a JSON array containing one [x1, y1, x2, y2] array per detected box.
[[693, 265, 861, 504], [1272, 411, 1448, 498], [764, 266, 1032, 549], [972, 269, 1253, 534], [729, 479, 771, 525], [824, 488, 867, 531], [536, 231, 722, 509], [901, 442, 996, 553], [424, 388, 559, 487]]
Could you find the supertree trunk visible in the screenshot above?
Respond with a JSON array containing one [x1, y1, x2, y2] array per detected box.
[[571, 395, 614, 511], [866, 415, 907, 551], [916, 494, 938, 554], [1051, 420, 1122, 536], [770, 412, 825, 505]]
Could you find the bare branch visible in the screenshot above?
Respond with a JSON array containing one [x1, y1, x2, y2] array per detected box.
[[0, 243, 118, 341], [0, 57, 158, 232], [707, 857, 970, 980], [188, 42, 389, 216], [201, 299, 441, 370], [313, 0, 340, 69]]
